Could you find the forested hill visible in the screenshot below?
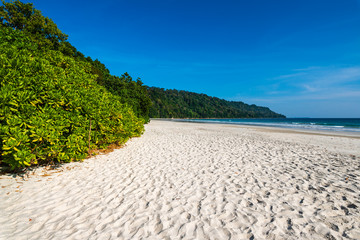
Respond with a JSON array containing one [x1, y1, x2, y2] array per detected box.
[[148, 87, 285, 119]]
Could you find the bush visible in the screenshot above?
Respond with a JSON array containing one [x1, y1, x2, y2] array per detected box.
[[0, 26, 144, 170]]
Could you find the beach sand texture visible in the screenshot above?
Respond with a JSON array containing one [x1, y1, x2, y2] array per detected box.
[[1, 120, 360, 240]]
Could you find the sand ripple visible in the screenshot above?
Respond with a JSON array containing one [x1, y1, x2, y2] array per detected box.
[[1, 120, 359, 239]]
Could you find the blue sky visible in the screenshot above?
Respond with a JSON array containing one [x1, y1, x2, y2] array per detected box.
[[14, 0, 360, 117]]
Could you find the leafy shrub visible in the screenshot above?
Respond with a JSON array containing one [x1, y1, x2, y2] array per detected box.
[[0, 26, 144, 169]]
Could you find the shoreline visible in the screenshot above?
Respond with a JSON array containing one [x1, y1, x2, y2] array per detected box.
[[154, 118, 360, 139], [1, 120, 359, 239]]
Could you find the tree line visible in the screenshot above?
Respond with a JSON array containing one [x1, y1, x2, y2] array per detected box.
[[148, 87, 285, 119]]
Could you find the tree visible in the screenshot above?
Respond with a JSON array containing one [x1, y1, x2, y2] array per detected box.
[[0, 0, 68, 50]]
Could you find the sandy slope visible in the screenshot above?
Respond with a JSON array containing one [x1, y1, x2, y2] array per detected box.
[[1, 120, 359, 240]]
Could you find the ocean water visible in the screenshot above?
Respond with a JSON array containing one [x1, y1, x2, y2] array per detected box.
[[179, 118, 360, 133]]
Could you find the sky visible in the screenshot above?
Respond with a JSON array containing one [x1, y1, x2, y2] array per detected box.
[[12, 0, 360, 117]]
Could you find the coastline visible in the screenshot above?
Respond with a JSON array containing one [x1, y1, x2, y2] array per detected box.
[[166, 118, 360, 136], [163, 118, 360, 138], [1, 120, 359, 239]]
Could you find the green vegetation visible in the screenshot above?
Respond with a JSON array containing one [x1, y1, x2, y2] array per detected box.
[[148, 87, 285, 118], [89, 60, 151, 122], [0, 1, 148, 170], [0, 0, 285, 170], [0, 0, 152, 121], [0, 0, 67, 50]]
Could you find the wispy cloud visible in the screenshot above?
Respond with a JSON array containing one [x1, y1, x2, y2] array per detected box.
[[230, 65, 360, 104], [273, 72, 307, 80], [271, 65, 360, 94]]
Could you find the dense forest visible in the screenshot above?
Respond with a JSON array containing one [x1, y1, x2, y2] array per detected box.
[[0, 0, 284, 170], [148, 87, 285, 118]]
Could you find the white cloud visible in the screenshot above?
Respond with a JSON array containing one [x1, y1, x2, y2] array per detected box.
[[271, 65, 360, 94], [230, 66, 360, 104]]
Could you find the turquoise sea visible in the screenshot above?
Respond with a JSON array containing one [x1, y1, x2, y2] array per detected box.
[[178, 118, 360, 133]]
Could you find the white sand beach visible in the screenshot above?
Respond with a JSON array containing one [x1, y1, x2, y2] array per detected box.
[[1, 120, 359, 240]]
